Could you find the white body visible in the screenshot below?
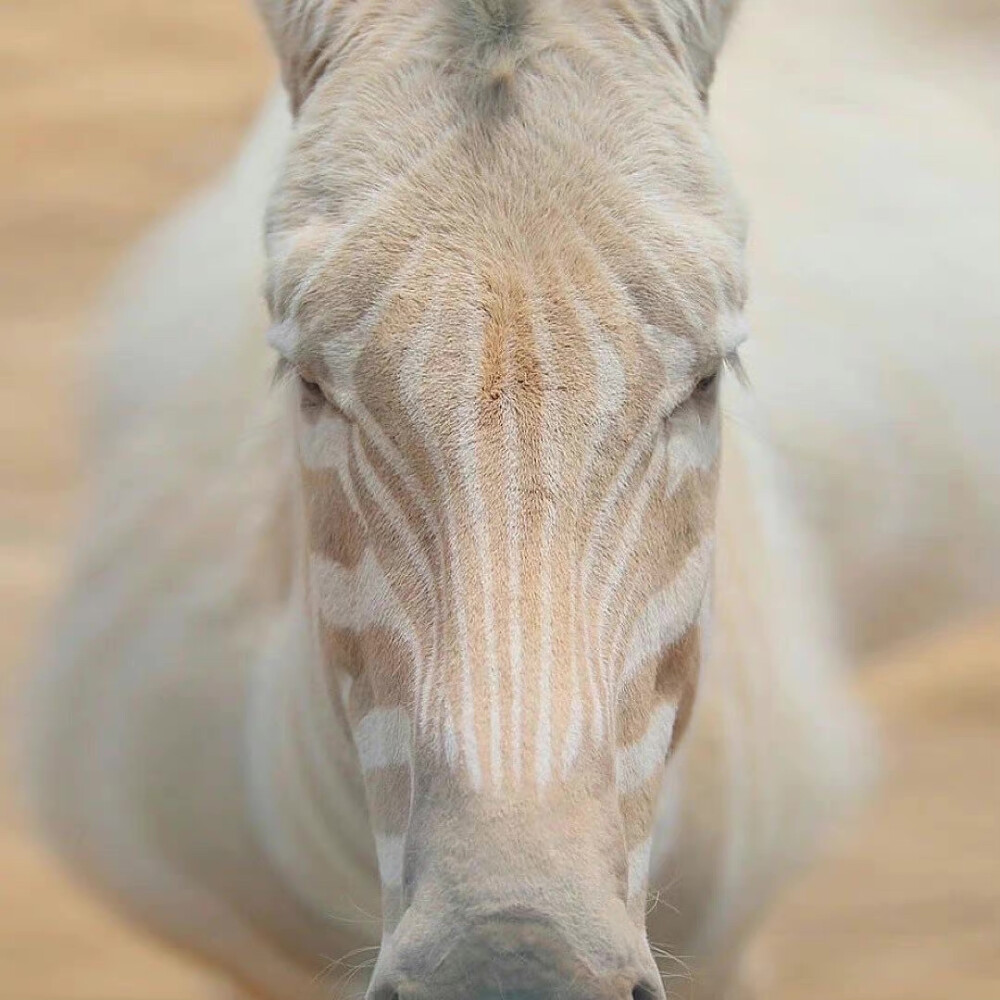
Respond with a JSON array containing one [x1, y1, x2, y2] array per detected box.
[[714, 0, 1000, 650], [22, 2, 999, 993], [22, 90, 863, 998]]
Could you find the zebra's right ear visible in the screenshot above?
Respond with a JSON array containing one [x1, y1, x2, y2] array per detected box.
[[253, 0, 354, 113], [657, 1, 740, 101]]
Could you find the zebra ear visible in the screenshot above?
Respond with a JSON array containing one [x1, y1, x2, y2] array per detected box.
[[253, 0, 352, 113], [660, 1, 740, 100]]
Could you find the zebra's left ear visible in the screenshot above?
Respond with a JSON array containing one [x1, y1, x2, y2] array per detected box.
[[253, 0, 354, 113], [661, 0, 740, 101]]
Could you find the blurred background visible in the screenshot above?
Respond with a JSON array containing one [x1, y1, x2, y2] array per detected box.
[[0, 2, 997, 999]]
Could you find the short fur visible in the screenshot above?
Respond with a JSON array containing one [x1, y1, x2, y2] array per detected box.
[[21, 4, 876, 1000]]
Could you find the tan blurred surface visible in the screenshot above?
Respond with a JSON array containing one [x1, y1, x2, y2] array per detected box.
[[0, 2, 997, 999]]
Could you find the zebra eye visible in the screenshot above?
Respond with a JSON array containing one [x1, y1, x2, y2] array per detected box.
[[298, 374, 327, 410], [694, 371, 719, 395]]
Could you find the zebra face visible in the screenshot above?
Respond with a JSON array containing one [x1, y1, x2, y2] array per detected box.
[[259, 0, 747, 992], [268, 226, 743, 920]]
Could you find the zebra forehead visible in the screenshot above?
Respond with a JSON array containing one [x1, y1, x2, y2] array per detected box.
[[264, 191, 746, 380], [273, 265, 739, 408]]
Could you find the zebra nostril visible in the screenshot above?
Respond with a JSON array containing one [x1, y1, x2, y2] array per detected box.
[[631, 980, 661, 1000]]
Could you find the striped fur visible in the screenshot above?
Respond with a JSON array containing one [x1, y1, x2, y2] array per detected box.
[[21, 3, 873, 1000], [262, 2, 746, 946]]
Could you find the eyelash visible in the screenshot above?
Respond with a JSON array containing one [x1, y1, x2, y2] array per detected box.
[[695, 372, 718, 395], [694, 352, 748, 399], [298, 374, 326, 409]]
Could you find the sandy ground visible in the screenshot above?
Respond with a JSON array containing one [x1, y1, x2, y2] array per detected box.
[[0, 2, 997, 999]]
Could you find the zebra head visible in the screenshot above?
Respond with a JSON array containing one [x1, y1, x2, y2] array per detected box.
[[258, 1, 745, 997]]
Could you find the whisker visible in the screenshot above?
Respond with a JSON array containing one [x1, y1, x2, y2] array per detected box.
[[326, 896, 382, 926]]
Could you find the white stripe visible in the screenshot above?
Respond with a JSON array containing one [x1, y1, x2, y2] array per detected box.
[[400, 300, 478, 779], [406, 297, 485, 790], [560, 690, 585, 778], [337, 671, 354, 709], [285, 226, 350, 322], [318, 278, 441, 545], [605, 403, 718, 665], [568, 287, 626, 744], [350, 428, 438, 706], [310, 550, 420, 666], [639, 319, 700, 385], [664, 402, 721, 498], [533, 304, 560, 789], [442, 704, 460, 769], [457, 316, 503, 789], [595, 434, 669, 671], [578, 404, 666, 736], [375, 832, 406, 887], [636, 197, 711, 337], [353, 707, 412, 774], [627, 837, 653, 901], [501, 357, 525, 786], [615, 702, 678, 795], [605, 417, 717, 672], [298, 405, 346, 470], [617, 534, 714, 693]]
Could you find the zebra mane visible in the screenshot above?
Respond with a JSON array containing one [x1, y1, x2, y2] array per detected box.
[[445, 0, 536, 107]]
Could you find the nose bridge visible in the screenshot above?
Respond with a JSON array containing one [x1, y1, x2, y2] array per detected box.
[[406, 753, 623, 874], [420, 274, 615, 796], [418, 478, 628, 803], [433, 487, 593, 797]]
